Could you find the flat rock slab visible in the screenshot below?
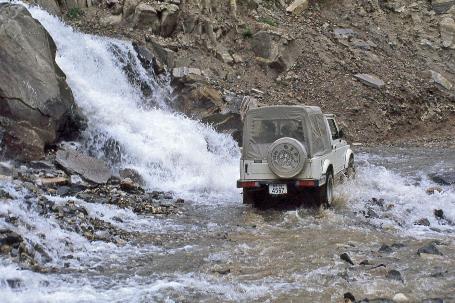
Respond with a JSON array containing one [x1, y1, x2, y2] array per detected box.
[[430, 70, 453, 90], [286, 0, 309, 15], [354, 73, 385, 89], [56, 149, 111, 184], [432, 0, 455, 14]]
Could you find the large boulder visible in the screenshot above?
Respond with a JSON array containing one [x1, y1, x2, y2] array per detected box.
[[0, 4, 85, 161], [251, 31, 299, 73], [131, 2, 179, 37]]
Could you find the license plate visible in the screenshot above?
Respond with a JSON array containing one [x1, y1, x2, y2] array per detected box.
[[268, 184, 287, 195]]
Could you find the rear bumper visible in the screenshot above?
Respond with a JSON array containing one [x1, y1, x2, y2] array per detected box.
[[237, 179, 321, 189]]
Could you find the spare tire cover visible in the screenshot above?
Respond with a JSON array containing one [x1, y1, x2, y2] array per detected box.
[[267, 137, 307, 178]]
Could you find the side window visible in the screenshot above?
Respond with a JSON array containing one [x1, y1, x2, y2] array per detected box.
[[327, 119, 338, 139]]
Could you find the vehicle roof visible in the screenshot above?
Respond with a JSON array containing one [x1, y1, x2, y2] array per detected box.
[[246, 105, 323, 117]]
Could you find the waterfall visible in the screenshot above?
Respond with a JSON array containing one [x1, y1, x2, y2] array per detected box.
[[25, 5, 241, 202]]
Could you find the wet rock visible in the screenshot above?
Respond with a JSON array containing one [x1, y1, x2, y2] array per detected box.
[[354, 74, 385, 89], [0, 188, 13, 200], [417, 243, 443, 256], [340, 252, 354, 265], [432, 0, 455, 14], [6, 278, 24, 289], [378, 244, 393, 253], [434, 209, 445, 220], [429, 172, 455, 185], [426, 187, 443, 195], [119, 168, 145, 186], [56, 186, 71, 196], [414, 218, 431, 226], [0, 4, 85, 161], [344, 292, 356, 302], [386, 269, 404, 282], [120, 178, 143, 193], [0, 230, 23, 248], [56, 148, 111, 184], [429, 70, 453, 90], [422, 299, 444, 303], [393, 293, 409, 302], [0, 162, 13, 176], [286, 0, 309, 15]]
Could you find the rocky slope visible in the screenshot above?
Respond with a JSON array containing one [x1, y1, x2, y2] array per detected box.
[[24, 0, 455, 147]]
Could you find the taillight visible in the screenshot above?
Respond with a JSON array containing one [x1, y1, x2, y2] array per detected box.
[[237, 181, 260, 188], [295, 180, 316, 188]]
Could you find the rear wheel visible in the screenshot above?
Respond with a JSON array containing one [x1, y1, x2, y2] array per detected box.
[[316, 171, 334, 208], [243, 189, 254, 204]]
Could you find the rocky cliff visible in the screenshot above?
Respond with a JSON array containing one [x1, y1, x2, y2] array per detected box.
[[0, 3, 86, 161]]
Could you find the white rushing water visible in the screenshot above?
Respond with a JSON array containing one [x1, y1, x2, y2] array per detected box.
[[25, 3, 241, 203]]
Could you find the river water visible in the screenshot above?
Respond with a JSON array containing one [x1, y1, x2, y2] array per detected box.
[[1, 3, 454, 302]]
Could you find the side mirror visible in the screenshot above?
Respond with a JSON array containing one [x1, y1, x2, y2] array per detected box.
[[338, 129, 344, 138]]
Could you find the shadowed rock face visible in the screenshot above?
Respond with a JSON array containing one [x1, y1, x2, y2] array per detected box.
[[0, 3, 86, 161]]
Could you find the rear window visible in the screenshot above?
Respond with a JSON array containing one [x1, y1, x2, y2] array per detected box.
[[250, 119, 305, 144]]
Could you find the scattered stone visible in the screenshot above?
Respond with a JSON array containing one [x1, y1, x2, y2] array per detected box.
[[430, 70, 453, 90], [378, 244, 393, 253], [286, 0, 309, 15], [426, 187, 443, 195], [393, 293, 409, 303], [340, 252, 354, 265], [359, 259, 369, 265], [434, 209, 445, 220], [354, 74, 385, 89], [386, 269, 404, 282], [432, 0, 455, 14], [232, 53, 243, 63], [429, 172, 455, 185], [334, 28, 356, 39], [56, 149, 111, 184], [414, 218, 431, 226], [417, 243, 443, 256], [440, 17, 455, 48]]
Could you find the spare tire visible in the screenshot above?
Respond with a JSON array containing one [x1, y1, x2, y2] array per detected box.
[[267, 137, 307, 179]]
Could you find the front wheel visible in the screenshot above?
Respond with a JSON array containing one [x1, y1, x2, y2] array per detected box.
[[315, 171, 334, 208], [346, 157, 356, 179]]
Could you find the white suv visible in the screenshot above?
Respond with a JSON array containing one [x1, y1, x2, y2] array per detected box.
[[237, 105, 355, 207]]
